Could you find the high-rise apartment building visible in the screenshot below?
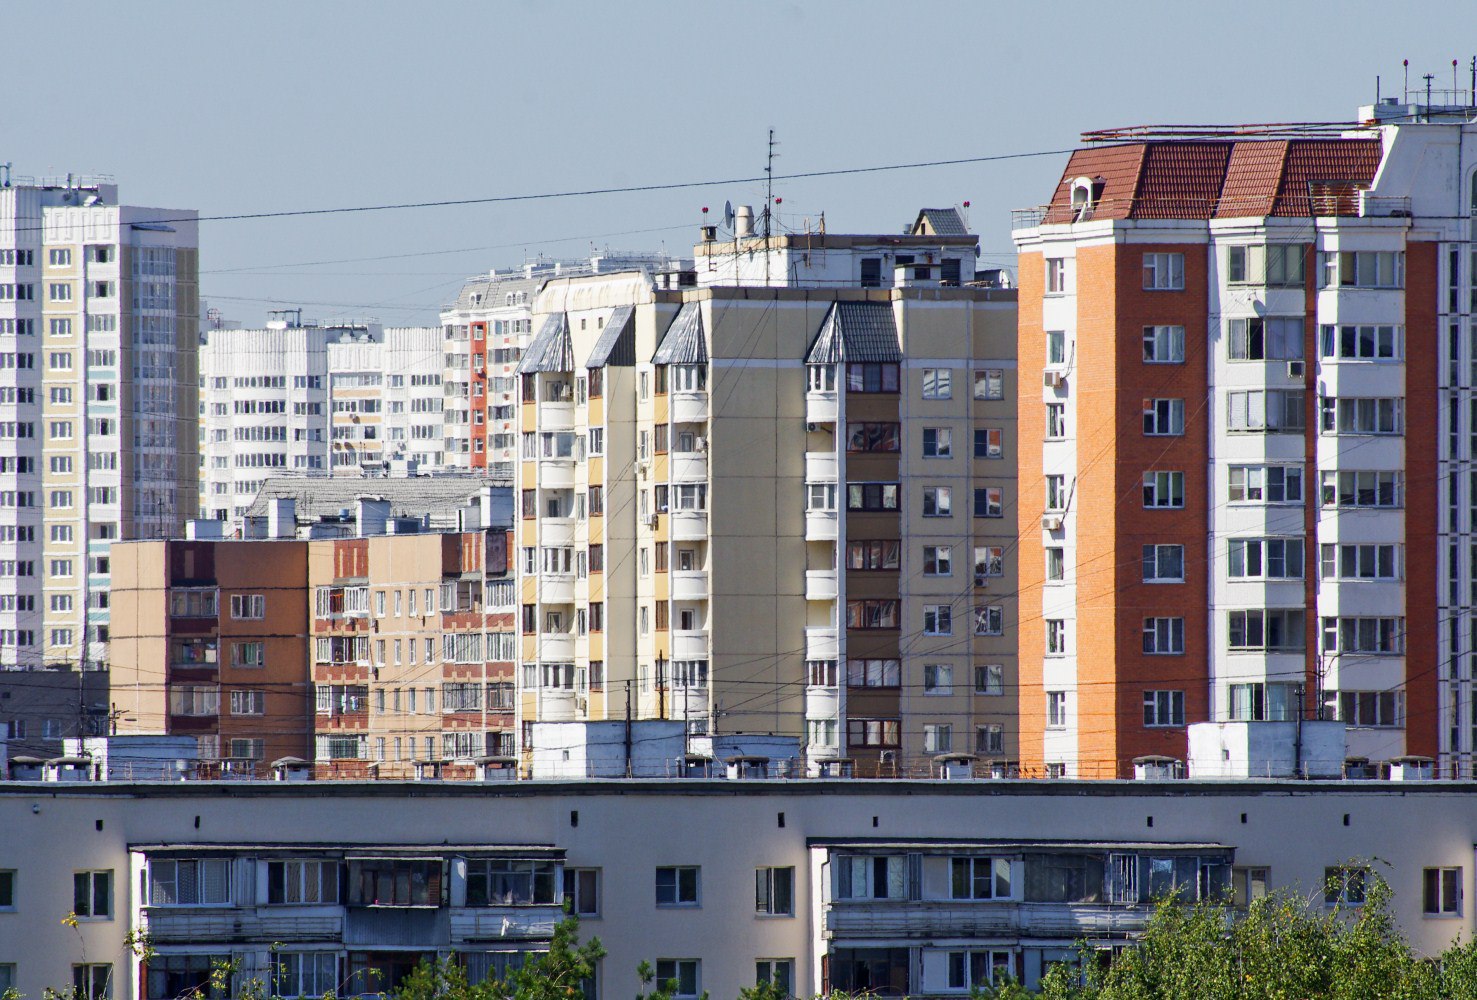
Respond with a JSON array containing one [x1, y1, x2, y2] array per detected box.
[[1012, 97, 1477, 778], [198, 319, 454, 526], [0, 172, 198, 671], [442, 254, 691, 481], [515, 217, 1018, 774]]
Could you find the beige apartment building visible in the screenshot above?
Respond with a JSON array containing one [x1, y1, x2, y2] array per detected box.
[[516, 258, 1018, 774]]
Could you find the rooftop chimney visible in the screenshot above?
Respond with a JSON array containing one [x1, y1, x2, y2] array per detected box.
[[267, 497, 296, 540], [356, 497, 391, 537]]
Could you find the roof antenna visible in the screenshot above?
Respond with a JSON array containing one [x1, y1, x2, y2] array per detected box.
[[1403, 59, 1409, 102]]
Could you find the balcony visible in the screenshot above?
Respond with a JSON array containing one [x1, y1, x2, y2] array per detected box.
[[806, 569, 838, 601], [671, 391, 708, 423], [671, 570, 708, 601], [537, 688, 582, 722], [670, 510, 708, 541], [538, 459, 575, 489], [344, 907, 450, 948], [450, 906, 560, 945], [805, 451, 838, 482], [805, 626, 838, 659], [540, 574, 576, 604], [538, 631, 575, 660], [671, 629, 709, 659], [668, 685, 710, 719], [141, 906, 343, 944], [540, 401, 575, 430], [805, 510, 838, 541], [805, 684, 840, 720], [806, 390, 838, 424], [670, 453, 707, 482], [823, 900, 1153, 941], [540, 517, 576, 546]]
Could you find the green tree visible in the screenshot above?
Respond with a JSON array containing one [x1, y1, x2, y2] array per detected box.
[[389, 912, 604, 1000]]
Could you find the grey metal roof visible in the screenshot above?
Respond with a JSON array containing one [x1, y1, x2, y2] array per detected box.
[[516, 313, 574, 374], [584, 305, 635, 368], [244, 476, 511, 529], [652, 302, 707, 365], [915, 207, 969, 236], [805, 302, 901, 365]]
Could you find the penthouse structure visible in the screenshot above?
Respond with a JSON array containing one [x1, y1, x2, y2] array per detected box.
[[0, 172, 198, 672], [514, 212, 1019, 775], [1011, 95, 1477, 778]]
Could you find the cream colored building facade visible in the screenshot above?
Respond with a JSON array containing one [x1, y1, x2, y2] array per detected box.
[[0, 175, 198, 672], [2, 779, 1477, 999], [515, 268, 1018, 775]]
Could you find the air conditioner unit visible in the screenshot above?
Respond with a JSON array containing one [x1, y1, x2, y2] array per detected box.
[[1041, 514, 1063, 531], [1043, 370, 1064, 388], [805, 423, 818, 432], [637, 461, 649, 478], [645, 513, 659, 528], [695, 436, 707, 452], [1287, 360, 1305, 380], [974, 575, 987, 588]]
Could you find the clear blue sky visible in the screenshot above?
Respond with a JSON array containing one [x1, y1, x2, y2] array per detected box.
[[8, 0, 1470, 325]]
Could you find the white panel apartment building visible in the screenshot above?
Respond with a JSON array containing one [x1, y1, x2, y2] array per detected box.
[[199, 321, 452, 526], [0, 172, 198, 670]]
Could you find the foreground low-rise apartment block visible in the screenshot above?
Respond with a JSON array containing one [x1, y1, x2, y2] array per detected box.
[[0, 778, 1476, 998], [1012, 96, 1477, 778], [108, 486, 515, 774], [0, 171, 198, 672], [514, 210, 1020, 774]]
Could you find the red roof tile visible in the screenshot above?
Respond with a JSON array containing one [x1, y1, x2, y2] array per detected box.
[[1042, 145, 1146, 223], [1132, 143, 1234, 219]]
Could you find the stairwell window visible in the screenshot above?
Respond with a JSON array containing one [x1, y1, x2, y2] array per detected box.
[[1142, 617, 1185, 655], [1046, 619, 1066, 654], [1142, 544, 1184, 583], [1046, 258, 1067, 293], [1142, 253, 1185, 290], [1047, 691, 1068, 727], [1143, 325, 1185, 363], [1143, 398, 1185, 436], [1143, 690, 1185, 727], [1142, 471, 1184, 509]]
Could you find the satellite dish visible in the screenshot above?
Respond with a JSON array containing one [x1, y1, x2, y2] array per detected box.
[[722, 201, 734, 229]]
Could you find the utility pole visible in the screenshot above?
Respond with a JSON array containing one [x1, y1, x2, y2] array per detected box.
[[623, 679, 632, 777], [764, 129, 777, 287]]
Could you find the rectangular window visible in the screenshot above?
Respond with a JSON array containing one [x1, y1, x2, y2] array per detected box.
[[1045, 619, 1066, 654], [975, 546, 1004, 583], [1325, 866, 1369, 906], [922, 427, 953, 458], [923, 664, 954, 695], [1142, 544, 1185, 583], [845, 422, 901, 453], [1142, 471, 1184, 509], [73, 965, 111, 1000], [1227, 538, 1304, 579], [1047, 691, 1067, 727], [921, 486, 951, 516], [271, 952, 338, 999], [1227, 611, 1305, 652], [1143, 690, 1186, 727], [923, 723, 952, 753], [1229, 466, 1303, 503], [755, 867, 795, 916], [465, 860, 558, 905], [1227, 390, 1306, 432], [1142, 252, 1185, 290], [655, 866, 700, 907], [921, 368, 952, 399], [1320, 470, 1402, 508], [975, 426, 1005, 457], [973, 487, 1003, 518], [1319, 396, 1404, 435], [974, 606, 1005, 637], [973, 369, 1004, 400], [1232, 867, 1269, 909], [923, 605, 953, 635], [229, 594, 265, 620], [1142, 617, 1185, 655], [1320, 324, 1403, 361], [846, 481, 899, 512], [1336, 690, 1405, 728], [755, 961, 794, 997], [976, 725, 1004, 754], [845, 362, 899, 393], [73, 870, 113, 918], [846, 540, 901, 571], [1320, 251, 1404, 289], [847, 659, 900, 687], [1045, 403, 1066, 439], [1228, 317, 1304, 360], [1045, 475, 1067, 511], [951, 856, 1012, 899], [564, 868, 600, 916], [923, 545, 953, 577], [1424, 868, 1461, 916], [834, 855, 906, 898], [267, 860, 340, 905], [1142, 398, 1185, 435], [1045, 546, 1065, 582], [1320, 543, 1401, 581], [1322, 617, 1405, 655], [974, 664, 1004, 695], [148, 859, 231, 905], [1142, 325, 1186, 363], [1046, 258, 1066, 293], [1046, 330, 1067, 366], [1228, 681, 1300, 721], [654, 960, 700, 999]]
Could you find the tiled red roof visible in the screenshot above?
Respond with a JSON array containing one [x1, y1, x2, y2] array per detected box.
[[1041, 137, 1385, 223]]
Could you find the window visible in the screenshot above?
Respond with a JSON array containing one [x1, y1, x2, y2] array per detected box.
[[466, 860, 558, 905], [346, 858, 440, 907], [1142, 325, 1186, 363], [922, 368, 952, 399], [923, 664, 954, 695], [1228, 682, 1299, 721], [1142, 544, 1184, 582], [1047, 691, 1067, 727], [1322, 617, 1405, 655], [923, 545, 952, 576], [847, 540, 900, 570], [807, 483, 837, 512], [923, 723, 952, 753], [848, 718, 900, 748], [834, 855, 906, 899], [267, 860, 340, 905], [73, 964, 112, 1000], [271, 952, 339, 999], [1232, 867, 1269, 909], [564, 868, 600, 916], [148, 859, 231, 905], [973, 369, 1004, 400], [848, 482, 900, 512], [845, 362, 899, 393], [655, 866, 700, 907], [1143, 252, 1185, 290], [974, 546, 1004, 583], [1046, 330, 1067, 366], [846, 600, 899, 630], [1320, 396, 1403, 435], [921, 486, 951, 516], [1142, 471, 1184, 508], [73, 870, 112, 918], [1227, 611, 1305, 652], [951, 857, 1011, 899], [1229, 466, 1303, 503], [980, 661, 1004, 694], [1321, 543, 1401, 581], [1336, 690, 1404, 728], [808, 365, 836, 392], [0, 869, 13, 910], [1045, 475, 1067, 511], [654, 960, 701, 999], [1044, 403, 1066, 439], [1227, 538, 1304, 579], [1045, 619, 1066, 653], [1321, 324, 1403, 361], [1228, 317, 1304, 360], [847, 659, 900, 687], [755, 961, 794, 997], [230, 594, 265, 620], [974, 606, 1004, 636], [973, 487, 1003, 518], [229, 690, 266, 716], [1320, 251, 1404, 289], [1142, 398, 1185, 435], [233, 641, 265, 668], [976, 725, 1004, 754], [1143, 690, 1186, 727], [1227, 390, 1305, 432], [1424, 868, 1461, 916], [923, 605, 953, 635], [1046, 257, 1066, 293], [1325, 866, 1369, 906], [756, 867, 795, 916], [1142, 617, 1185, 655], [922, 427, 953, 458], [845, 422, 900, 452], [1321, 470, 1402, 508], [1045, 546, 1065, 582]]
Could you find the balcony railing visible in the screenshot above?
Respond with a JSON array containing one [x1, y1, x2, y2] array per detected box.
[[141, 906, 343, 944], [824, 900, 1156, 940]]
